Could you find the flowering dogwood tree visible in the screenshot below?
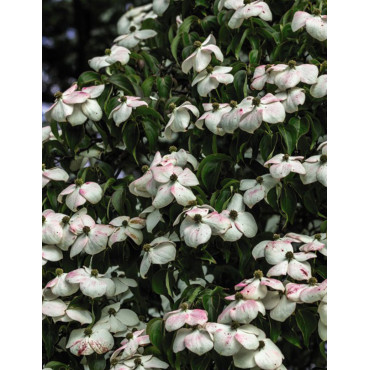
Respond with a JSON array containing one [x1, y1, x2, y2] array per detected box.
[[42, 0, 327, 369]]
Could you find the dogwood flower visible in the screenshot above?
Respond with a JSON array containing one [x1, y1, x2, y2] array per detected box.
[[261, 289, 296, 322], [300, 153, 327, 187], [207, 322, 260, 356], [251, 234, 300, 259], [239, 94, 286, 134], [318, 140, 327, 155], [270, 61, 319, 90], [140, 237, 176, 277], [175, 206, 231, 248], [42, 126, 52, 143], [275, 87, 306, 113], [42, 245, 63, 265], [104, 266, 138, 296], [45, 84, 89, 123], [240, 174, 279, 208], [318, 294, 327, 341], [114, 28, 157, 49], [151, 164, 199, 208], [89, 46, 131, 72], [181, 35, 223, 73], [292, 10, 327, 41], [286, 232, 327, 255], [42, 298, 92, 325], [264, 154, 306, 179], [111, 329, 150, 359], [67, 326, 114, 356], [218, 293, 265, 324], [250, 64, 277, 90], [220, 194, 258, 242], [195, 102, 232, 136], [69, 214, 114, 257], [42, 209, 64, 245], [218, 0, 244, 11], [173, 327, 213, 356], [139, 206, 163, 233], [235, 270, 285, 300], [310, 74, 327, 98], [164, 304, 208, 331], [42, 165, 69, 188], [66, 267, 116, 298], [162, 147, 199, 170], [117, 4, 154, 35], [58, 179, 103, 211], [44, 268, 79, 297], [110, 355, 169, 370], [94, 303, 140, 334], [286, 278, 327, 304], [232, 327, 284, 369], [109, 94, 148, 126], [228, 1, 272, 29], [153, 0, 170, 16], [192, 66, 234, 97], [164, 102, 199, 139], [66, 85, 105, 125], [56, 208, 88, 251], [261, 240, 316, 280], [109, 216, 145, 246], [219, 99, 252, 134]]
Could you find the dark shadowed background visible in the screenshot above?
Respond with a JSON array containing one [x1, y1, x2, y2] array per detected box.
[[43, 0, 146, 110]]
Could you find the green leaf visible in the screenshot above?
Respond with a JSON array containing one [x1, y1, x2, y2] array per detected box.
[[47, 187, 58, 209], [45, 361, 69, 370], [280, 185, 297, 224], [143, 120, 159, 152], [303, 189, 318, 215], [319, 341, 327, 359], [249, 49, 259, 66], [63, 124, 84, 152], [142, 76, 156, 97], [111, 189, 124, 214], [152, 269, 169, 296], [233, 70, 247, 101], [122, 122, 139, 162], [108, 74, 134, 95], [278, 124, 297, 155], [157, 76, 172, 99], [190, 355, 211, 370], [288, 116, 310, 142], [147, 318, 163, 349], [78, 71, 101, 87], [270, 319, 281, 342], [282, 329, 302, 349], [171, 33, 182, 64], [296, 309, 317, 347]]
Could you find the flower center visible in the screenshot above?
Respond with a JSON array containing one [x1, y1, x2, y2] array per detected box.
[[231, 321, 240, 330], [143, 243, 151, 252], [83, 226, 91, 234], [258, 340, 265, 350], [42, 163, 46, 171], [314, 233, 322, 240], [169, 145, 177, 152], [62, 216, 70, 224], [126, 332, 134, 340], [141, 165, 149, 173], [54, 91, 63, 99], [105, 48, 111, 55], [84, 328, 93, 336], [193, 40, 202, 48], [266, 64, 272, 70], [170, 174, 178, 182], [169, 103, 177, 112], [229, 210, 238, 220], [235, 292, 244, 300], [206, 65, 214, 74], [308, 277, 318, 286], [313, 8, 321, 16], [122, 220, 128, 227], [108, 308, 117, 316], [212, 102, 220, 111], [130, 26, 136, 32], [283, 154, 290, 161], [285, 251, 294, 260], [273, 233, 280, 240], [288, 60, 296, 68], [42, 215, 46, 224], [188, 200, 197, 207], [193, 214, 202, 223], [256, 176, 264, 184], [55, 268, 64, 276], [120, 96, 127, 102], [180, 302, 189, 311], [320, 154, 327, 163], [254, 270, 263, 279], [75, 178, 84, 186], [230, 100, 238, 108], [134, 358, 142, 365], [252, 97, 260, 106], [91, 269, 99, 277]]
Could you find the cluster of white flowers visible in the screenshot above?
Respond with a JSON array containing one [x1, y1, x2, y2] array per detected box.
[[42, 1, 327, 368]]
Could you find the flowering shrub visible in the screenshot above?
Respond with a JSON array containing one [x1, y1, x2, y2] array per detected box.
[[42, 0, 327, 369]]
